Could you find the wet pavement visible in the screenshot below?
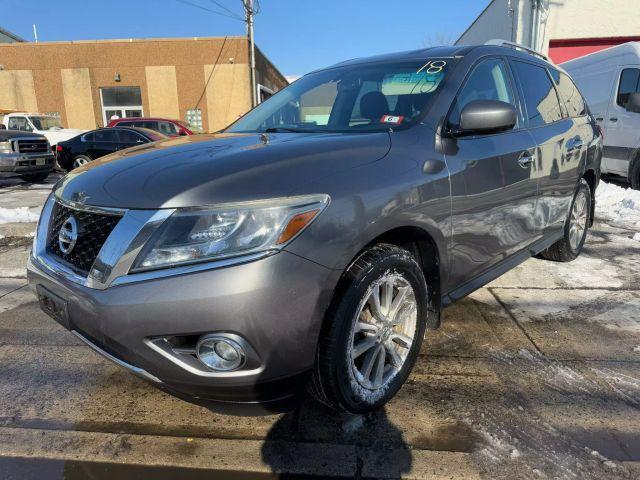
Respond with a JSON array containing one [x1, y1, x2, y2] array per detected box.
[[0, 176, 639, 479]]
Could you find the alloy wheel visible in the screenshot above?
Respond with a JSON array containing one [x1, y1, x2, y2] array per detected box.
[[73, 157, 90, 168], [349, 272, 417, 390], [569, 189, 588, 251]]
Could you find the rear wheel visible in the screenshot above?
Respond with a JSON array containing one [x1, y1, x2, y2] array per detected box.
[[630, 158, 640, 190], [72, 155, 92, 169], [538, 178, 591, 262], [19, 172, 49, 183], [309, 244, 429, 413]]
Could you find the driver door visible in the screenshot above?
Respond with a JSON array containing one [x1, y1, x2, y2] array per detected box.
[[444, 57, 540, 291]]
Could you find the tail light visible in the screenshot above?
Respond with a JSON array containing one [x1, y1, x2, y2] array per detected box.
[[56, 145, 63, 152]]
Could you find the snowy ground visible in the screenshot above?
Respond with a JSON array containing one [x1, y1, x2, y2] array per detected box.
[[0, 175, 639, 479]]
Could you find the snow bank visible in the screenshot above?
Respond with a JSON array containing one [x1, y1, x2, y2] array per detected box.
[[0, 207, 40, 224], [595, 181, 640, 232]]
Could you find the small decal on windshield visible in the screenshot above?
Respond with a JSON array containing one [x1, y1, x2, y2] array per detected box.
[[380, 115, 404, 125]]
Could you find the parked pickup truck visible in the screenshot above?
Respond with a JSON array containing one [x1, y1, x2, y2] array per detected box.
[[1, 113, 86, 147], [0, 130, 54, 182]]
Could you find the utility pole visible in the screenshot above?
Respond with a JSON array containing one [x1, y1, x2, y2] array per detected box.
[[243, 0, 257, 108]]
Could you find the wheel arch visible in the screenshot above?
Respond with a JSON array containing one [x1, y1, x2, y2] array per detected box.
[[331, 225, 443, 331]]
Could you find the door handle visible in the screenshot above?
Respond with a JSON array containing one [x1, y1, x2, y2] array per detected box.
[[610, 117, 618, 122], [595, 117, 604, 122], [517, 151, 536, 168]]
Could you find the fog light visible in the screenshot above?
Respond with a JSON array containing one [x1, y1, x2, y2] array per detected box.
[[196, 335, 245, 371]]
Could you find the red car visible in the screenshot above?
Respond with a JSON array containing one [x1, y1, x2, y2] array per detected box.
[[107, 117, 195, 137]]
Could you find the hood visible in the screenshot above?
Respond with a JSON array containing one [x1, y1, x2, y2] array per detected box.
[[54, 132, 391, 209], [0, 130, 47, 140], [42, 129, 86, 145]]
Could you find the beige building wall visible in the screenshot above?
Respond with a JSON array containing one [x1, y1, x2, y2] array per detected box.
[[0, 70, 38, 112], [61, 68, 96, 130], [145, 66, 180, 119], [0, 37, 287, 131], [204, 63, 252, 132]]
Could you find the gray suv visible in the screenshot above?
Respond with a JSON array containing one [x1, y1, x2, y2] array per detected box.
[[28, 44, 602, 414]]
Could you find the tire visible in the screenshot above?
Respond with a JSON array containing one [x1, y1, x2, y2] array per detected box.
[[19, 172, 49, 183], [630, 157, 640, 190], [538, 178, 591, 262], [72, 155, 92, 169], [309, 244, 429, 413]]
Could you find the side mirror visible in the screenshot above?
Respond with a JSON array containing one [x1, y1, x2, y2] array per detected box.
[[458, 100, 517, 134], [626, 92, 640, 113]]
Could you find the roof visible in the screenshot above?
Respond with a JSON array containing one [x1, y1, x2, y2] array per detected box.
[[325, 46, 474, 70], [0, 35, 245, 47], [0, 26, 25, 43], [315, 44, 553, 74], [561, 41, 640, 68]]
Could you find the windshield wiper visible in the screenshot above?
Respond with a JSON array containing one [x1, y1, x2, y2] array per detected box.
[[264, 127, 304, 133]]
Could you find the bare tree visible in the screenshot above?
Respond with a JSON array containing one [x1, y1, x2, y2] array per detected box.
[[421, 33, 456, 48]]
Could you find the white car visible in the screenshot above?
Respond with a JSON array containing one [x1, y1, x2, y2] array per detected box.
[[2, 113, 86, 147], [563, 42, 640, 189]]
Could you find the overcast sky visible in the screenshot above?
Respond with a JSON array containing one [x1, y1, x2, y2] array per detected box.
[[4, 0, 487, 76]]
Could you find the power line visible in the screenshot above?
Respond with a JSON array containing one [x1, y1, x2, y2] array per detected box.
[[207, 0, 244, 20], [174, 0, 244, 21]]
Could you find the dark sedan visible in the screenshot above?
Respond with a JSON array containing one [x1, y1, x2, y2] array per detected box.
[[56, 127, 167, 171]]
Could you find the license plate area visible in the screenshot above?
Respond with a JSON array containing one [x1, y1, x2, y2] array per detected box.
[[36, 285, 70, 330], [36, 158, 46, 166]]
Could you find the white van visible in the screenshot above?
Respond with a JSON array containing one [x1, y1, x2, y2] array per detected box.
[[563, 42, 640, 189], [1, 112, 86, 147]]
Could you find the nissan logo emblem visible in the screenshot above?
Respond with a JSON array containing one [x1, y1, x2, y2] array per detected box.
[[58, 216, 78, 255]]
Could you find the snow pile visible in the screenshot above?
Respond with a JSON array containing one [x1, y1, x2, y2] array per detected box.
[[595, 181, 640, 231], [0, 206, 40, 224]]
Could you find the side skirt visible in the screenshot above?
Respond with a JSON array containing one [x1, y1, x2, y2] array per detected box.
[[441, 232, 563, 308]]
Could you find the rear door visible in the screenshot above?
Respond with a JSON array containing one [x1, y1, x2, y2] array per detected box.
[[510, 60, 585, 239], [603, 67, 640, 175], [445, 57, 540, 287], [116, 129, 147, 149], [89, 129, 120, 158]]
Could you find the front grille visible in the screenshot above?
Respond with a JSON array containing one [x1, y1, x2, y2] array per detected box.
[[15, 139, 49, 154], [46, 202, 122, 275]]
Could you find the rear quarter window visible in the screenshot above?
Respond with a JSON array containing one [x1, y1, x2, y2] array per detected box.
[[550, 70, 587, 117]]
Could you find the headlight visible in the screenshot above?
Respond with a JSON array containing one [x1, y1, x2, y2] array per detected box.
[[0, 141, 13, 154], [132, 194, 330, 272]]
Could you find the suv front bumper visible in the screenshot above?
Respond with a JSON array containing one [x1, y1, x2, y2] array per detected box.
[[27, 247, 338, 408]]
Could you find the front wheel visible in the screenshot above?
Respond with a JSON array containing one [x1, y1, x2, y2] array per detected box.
[[309, 244, 429, 413], [539, 178, 591, 262]]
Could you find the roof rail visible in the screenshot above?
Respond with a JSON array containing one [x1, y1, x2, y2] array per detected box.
[[484, 39, 551, 62]]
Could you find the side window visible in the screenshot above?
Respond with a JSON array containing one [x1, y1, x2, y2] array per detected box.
[[551, 70, 586, 117], [118, 130, 145, 143], [8, 117, 31, 131], [449, 58, 516, 130], [158, 121, 178, 135], [513, 61, 563, 127], [83, 133, 95, 142], [93, 130, 118, 142], [139, 121, 159, 131], [118, 121, 134, 127], [617, 68, 640, 108]]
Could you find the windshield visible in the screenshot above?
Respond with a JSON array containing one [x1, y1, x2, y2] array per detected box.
[[29, 116, 63, 130], [227, 58, 455, 134]]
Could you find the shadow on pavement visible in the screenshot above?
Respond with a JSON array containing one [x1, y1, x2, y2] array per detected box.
[[261, 398, 412, 479]]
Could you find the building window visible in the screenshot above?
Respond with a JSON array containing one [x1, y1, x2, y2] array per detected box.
[[100, 86, 144, 126], [258, 84, 275, 104], [185, 109, 203, 132]]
